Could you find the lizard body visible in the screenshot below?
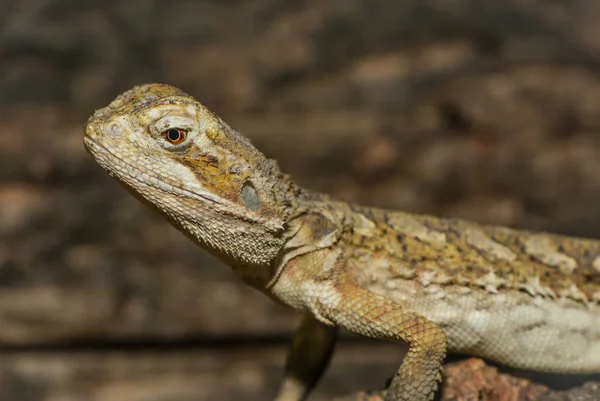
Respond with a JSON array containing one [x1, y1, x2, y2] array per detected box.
[[84, 84, 600, 401]]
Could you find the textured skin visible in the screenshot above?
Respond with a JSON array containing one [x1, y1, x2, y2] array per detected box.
[[84, 84, 600, 401]]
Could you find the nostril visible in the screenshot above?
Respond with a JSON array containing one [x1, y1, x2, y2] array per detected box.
[[109, 122, 124, 136]]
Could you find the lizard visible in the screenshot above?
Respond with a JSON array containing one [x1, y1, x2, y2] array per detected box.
[[83, 83, 600, 401]]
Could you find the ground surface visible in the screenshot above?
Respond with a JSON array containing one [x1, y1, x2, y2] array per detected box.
[[2, 1, 600, 400]]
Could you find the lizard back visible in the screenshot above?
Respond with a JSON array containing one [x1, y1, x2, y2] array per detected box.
[[336, 203, 600, 372]]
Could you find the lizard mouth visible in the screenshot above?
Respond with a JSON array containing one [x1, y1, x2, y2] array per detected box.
[[83, 135, 224, 206]]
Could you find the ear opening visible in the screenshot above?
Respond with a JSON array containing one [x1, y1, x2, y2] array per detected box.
[[240, 180, 260, 212]]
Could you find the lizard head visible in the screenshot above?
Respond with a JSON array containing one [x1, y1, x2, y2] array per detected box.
[[84, 83, 296, 282]]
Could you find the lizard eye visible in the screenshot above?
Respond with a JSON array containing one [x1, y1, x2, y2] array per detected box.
[[163, 128, 188, 145]]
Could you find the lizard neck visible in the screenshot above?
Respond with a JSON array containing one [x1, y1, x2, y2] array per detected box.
[[200, 179, 333, 291], [265, 187, 348, 289]]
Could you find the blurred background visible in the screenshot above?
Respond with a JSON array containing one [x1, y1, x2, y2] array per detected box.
[[2, 1, 600, 400]]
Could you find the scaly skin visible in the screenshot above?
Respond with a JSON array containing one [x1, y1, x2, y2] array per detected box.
[[84, 84, 600, 401]]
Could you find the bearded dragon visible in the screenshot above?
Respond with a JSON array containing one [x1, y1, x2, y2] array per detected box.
[[83, 84, 600, 401]]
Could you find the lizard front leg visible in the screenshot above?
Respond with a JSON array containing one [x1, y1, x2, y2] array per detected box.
[[274, 315, 337, 401], [272, 249, 448, 401], [325, 282, 447, 401]]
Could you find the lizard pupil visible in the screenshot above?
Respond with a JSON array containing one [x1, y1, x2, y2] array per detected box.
[[167, 129, 183, 142]]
